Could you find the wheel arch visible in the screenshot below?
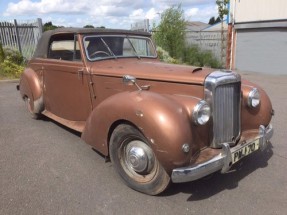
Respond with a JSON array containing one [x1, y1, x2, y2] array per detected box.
[[19, 67, 44, 114], [107, 119, 138, 150], [82, 91, 205, 173]]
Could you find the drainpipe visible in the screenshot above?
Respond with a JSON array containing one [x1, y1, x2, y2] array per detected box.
[[229, 0, 237, 70]]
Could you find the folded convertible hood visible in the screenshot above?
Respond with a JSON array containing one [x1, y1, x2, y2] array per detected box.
[[89, 59, 214, 85]]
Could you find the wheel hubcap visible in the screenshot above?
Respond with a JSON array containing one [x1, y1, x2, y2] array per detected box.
[[125, 140, 154, 174], [128, 146, 147, 173]]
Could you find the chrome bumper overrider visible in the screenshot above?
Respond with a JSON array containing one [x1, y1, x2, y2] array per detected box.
[[171, 124, 273, 183]]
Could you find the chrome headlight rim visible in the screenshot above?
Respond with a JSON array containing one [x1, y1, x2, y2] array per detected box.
[[192, 100, 211, 125], [248, 88, 260, 108]]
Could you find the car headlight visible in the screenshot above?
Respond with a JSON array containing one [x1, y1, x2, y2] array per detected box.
[[248, 88, 260, 108], [193, 100, 211, 125]]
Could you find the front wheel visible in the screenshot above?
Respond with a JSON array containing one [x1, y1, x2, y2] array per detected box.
[[109, 124, 170, 195]]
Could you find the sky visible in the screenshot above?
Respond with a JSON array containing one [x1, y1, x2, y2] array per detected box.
[[0, 0, 218, 29]]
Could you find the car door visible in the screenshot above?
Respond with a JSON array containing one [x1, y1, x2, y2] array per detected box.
[[43, 34, 92, 122]]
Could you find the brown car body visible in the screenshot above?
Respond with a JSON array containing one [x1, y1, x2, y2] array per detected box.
[[18, 28, 274, 195]]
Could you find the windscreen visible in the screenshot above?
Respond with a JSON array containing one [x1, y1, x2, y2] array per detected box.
[[83, 35, 157, 61]]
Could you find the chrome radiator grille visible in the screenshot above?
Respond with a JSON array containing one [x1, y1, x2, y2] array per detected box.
[[213, 83, 241, 145], [204, 71, 241, 148]]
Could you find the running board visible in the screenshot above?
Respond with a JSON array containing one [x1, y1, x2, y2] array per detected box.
[[42, 110, 85, 132]]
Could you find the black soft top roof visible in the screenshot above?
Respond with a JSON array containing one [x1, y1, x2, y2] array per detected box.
[[33, 27, 151, 58]]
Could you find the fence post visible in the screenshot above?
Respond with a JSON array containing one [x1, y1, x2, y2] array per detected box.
[[14, 19, 22, 55], [37, 18, 43, 34]]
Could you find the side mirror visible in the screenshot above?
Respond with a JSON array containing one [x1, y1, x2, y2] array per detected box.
[[122, 75, 142, 91], [123, 75, 136, 86]]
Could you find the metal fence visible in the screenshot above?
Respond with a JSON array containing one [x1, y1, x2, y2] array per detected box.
[[131, 19, 150, 32], [0, 18, 43, 60], [185, 30, 228, 65]]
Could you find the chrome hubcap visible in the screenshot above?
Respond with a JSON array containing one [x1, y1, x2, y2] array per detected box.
[[125, 140, 154, 174], [128, 146, 147, 172]]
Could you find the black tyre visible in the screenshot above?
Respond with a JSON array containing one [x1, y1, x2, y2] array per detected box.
[[109, 124, 170, 195], [24, 97, 40, 119]]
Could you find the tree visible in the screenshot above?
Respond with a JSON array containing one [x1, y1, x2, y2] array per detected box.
[[208, 17, 216, 25], [216, 0, 229, 21], [215, 16, 221, 24], [43, 22, 58, 31], [83, 25, 95, 28], [216, 0, 229, 66], [153, 4, 186, 59], [208, 16, 221, 25]]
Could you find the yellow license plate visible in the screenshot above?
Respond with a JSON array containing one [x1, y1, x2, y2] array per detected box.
[[232, 139, 260, 164]]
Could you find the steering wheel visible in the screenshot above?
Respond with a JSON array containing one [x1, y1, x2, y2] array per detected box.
[[89, 50, 110, 58]]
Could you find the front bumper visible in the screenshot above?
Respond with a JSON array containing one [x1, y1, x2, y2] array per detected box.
[[171, 124, 273, 183]]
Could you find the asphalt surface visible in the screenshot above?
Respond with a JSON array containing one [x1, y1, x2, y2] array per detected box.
[[0, 72, 287, 215]]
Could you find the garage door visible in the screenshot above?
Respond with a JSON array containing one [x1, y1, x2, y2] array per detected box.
[[235, 28, 287, 74]]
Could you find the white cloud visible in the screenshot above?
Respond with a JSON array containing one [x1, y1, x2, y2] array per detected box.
[[4, 0, 88, 16], [186, 8, 199, 18], [3, 0, 218, 29], [4, 0, 149, 17], [151, 0, 212, 8], [130, 9, 145, 18], [150, 0, 218, 23], [186, 5, 218, 22], [145, 8, 158, 20]]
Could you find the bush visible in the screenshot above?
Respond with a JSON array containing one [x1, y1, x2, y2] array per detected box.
[[0, 44, 24, 79], [182, 45, 222, 68], [0, 59, 24, 78], [156, 47, 180, 64], [0, 43, 5, 63], [156, 45, 222, 69], [3, 47, 24, 65]]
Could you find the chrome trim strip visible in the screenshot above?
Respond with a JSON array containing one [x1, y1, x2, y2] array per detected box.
[[171, 124, 273, 183]]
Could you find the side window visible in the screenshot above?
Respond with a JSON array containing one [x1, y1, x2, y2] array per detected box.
[[48, 35, 81, 61]]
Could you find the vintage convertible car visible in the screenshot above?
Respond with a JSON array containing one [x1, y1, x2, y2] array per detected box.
[[18, 28, 274, 195]]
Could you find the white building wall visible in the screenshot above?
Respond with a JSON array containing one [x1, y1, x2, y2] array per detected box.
[[229, 0, 287, 23]]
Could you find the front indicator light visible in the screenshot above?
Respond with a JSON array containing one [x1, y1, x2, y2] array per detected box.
[[248, 88, 260, 108]]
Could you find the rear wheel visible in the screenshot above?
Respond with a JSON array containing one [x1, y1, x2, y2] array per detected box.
[[24, 97, 40, 119], [109, 124, 170, 195]]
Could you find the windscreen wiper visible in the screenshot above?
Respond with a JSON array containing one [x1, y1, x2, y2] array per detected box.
[[100, 38, 117, 59], [127, 36, 140, 59]]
